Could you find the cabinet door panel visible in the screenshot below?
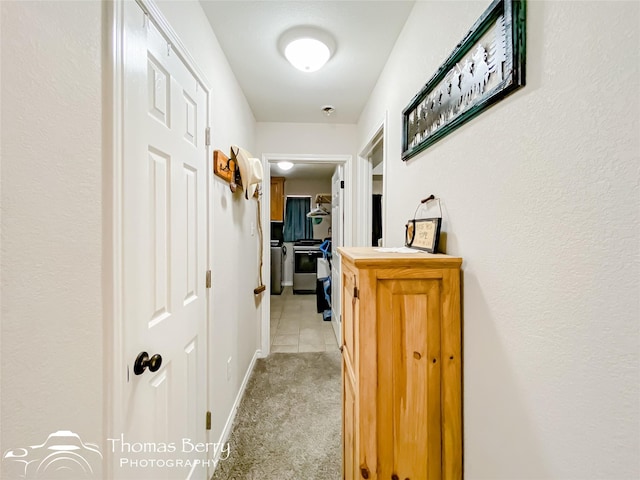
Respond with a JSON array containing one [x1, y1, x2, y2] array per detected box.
[[270, 177, 284, 221], [376, 278, 442, 479]]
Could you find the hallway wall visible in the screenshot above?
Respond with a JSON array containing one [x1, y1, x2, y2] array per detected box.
[[256, 122, 357, 157], [1, 0, 105, 459], [358, 1, 639, 478], [1, 0, 260, 471]]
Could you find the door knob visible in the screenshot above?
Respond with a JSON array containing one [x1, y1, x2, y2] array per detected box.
[[133, 351, 163, 375]]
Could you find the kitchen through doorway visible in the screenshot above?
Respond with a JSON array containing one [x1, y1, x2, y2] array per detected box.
[[260, 154, 351, 356]]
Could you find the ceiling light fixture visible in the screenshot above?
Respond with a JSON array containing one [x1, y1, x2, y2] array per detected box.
[[278, 161, 294, 171], [285, 39, 330, 72], [279, 27, 336, 73]]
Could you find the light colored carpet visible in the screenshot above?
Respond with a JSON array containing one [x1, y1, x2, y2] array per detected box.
[[212, 352, 342, 480]]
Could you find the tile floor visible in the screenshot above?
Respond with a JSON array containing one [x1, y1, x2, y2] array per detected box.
[[270, 287, 339, 353]]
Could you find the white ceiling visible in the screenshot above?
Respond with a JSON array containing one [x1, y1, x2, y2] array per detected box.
[[269, 162, 336, 181], [199, 0, 415, 124]]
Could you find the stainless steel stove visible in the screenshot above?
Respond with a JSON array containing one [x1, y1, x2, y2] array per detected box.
[[292, 239, 323, 294]]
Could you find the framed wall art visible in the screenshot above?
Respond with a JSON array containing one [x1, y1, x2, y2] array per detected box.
[[402, 0, 526, 161]]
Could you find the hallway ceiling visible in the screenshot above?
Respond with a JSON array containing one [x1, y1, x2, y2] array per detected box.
[[199, 1, 415, 124], [269, 162, 335, 180]]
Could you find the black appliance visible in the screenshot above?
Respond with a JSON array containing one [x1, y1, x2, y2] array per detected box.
[[292, 239, 322, 294]]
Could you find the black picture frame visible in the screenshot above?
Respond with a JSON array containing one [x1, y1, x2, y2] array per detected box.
[[402, 0, 526, 161], [405, 218, 442, 253]]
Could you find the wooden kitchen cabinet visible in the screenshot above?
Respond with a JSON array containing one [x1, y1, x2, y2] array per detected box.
[[338, 247, 462, 480], [270, 176, 285, 222]]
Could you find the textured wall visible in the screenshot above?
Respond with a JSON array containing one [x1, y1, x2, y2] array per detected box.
[[1, 0, 104, 458], [256, 122, 357, 156], [358, 0, 640, 477]]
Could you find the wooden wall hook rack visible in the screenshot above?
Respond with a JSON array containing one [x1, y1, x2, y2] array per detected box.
[[213, 149, 242, 190]]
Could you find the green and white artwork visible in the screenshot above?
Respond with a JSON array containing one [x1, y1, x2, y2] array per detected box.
[[402, 0, 526, 160]]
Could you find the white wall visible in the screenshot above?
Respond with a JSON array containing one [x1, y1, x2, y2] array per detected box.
[[256, 122, 357, 156], [1, 1, 259, 473], [358, 1, 640, 478], [154, 0, 259, 447], [1, 0, 104, 464]]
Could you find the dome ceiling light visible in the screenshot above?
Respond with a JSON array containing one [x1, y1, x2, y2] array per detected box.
[[278, 161, 294, 171], [285, 39, 330, 72], [279, 27, 336, 73]]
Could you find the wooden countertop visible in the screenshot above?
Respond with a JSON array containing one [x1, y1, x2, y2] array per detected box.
[[337, 247, 462, 269]]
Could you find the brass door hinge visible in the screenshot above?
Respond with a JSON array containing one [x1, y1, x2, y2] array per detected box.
[[353, 286, 359, 299], [205, 127, 211, 146], [206, 270, 212, 289], [206, 411, 212, 430]]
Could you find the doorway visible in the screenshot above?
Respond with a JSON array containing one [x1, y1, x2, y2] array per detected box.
[[260, 154, 352, 356], [357, 114, 388, 248]]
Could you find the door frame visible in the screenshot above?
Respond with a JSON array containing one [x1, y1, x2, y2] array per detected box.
[[106, 0, 212, 477], [259, 153, 352, 357], [357, 112, 388, 247]]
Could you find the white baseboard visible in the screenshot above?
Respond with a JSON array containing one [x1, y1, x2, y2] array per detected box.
[[282, 281, 293, 286], [210, 349, 260, 472]]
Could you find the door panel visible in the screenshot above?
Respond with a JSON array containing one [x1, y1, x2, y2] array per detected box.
[[149, 147, 171, 325], [120, 3, 208, 478], [183, 164, 198, 303], [376, 279, 442, 480]]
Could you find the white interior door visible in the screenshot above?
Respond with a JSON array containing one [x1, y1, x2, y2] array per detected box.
[[119, 3, 208, 478], [331, 165, 344, 344]]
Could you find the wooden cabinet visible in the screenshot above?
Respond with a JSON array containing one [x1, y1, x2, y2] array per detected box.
[[270, 177, 285, 221], [339, 247, 462, 480]]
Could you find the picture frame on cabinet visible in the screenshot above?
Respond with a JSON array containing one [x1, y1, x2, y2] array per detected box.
[[401, 0, 526, 160], [405, 217, 442, 253]]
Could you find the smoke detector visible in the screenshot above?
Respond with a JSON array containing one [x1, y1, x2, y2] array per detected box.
[[321, 105, 335, 116]]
